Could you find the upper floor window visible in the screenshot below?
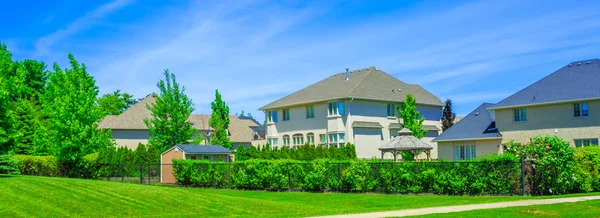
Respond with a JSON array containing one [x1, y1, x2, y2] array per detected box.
[[282, 109, 290, 121], [574, 102, 589, 117], [306, 105, 315, 118], [387, 104, 396, 117], [328, 101, 345, 115], [268, 110, 278, 122], [267, 111, 272, 122], [513, 108, 527, 122], [306, 133, 315, 144], [282, 135, 290, 146], [292, 134, 304, 145], [575, 138, 598, 147], [454, 142, 476, 160]]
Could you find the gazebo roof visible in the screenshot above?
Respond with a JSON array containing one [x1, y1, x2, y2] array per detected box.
[[379, 128, 433, 151]]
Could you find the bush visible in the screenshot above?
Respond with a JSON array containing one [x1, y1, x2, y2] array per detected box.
[[0, 155, 19, 175], [573, 147, 600, 192], [12, 155, 60, 176]]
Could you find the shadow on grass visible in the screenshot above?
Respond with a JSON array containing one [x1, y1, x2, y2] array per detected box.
[[0, 174, 17, 178]]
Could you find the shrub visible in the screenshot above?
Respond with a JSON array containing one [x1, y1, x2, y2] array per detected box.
[[12, 155, 60, 176], [0, 155, 19, 175], [573, 147, 600, 192]]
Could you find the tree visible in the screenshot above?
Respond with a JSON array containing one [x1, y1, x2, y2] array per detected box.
[[209, 90, 232, 149], [97, 90, 137, 116], [41, 54, 112, 167], [398, 93, 428, 139], [144, 70, 198, 153], [441, 99, 456, 131]]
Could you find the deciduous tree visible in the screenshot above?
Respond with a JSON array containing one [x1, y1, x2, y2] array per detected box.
[[398, 93, 428, 139], [98, 90, 137, 116], [209, 90, 232, 149]]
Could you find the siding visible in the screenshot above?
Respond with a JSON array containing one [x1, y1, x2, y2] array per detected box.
[[112, 130, 149, 150], [437, 139, 503, 161], [160, 148, 184, 183]]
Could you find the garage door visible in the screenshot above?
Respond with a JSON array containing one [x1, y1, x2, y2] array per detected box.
[[353, 128, 383, 158]]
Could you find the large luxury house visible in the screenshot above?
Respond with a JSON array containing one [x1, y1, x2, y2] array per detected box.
[[99, 95, 265, 150], [435, 59, 600, 160], [259, 67, 444, 159]]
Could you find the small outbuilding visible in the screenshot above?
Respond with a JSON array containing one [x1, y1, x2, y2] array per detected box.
[[379, 128, 434, 161], [160, 144, 232, 183]]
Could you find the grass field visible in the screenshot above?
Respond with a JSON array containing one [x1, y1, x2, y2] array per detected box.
[[412, 200, 600, 217], [1, 175, 598, 217]]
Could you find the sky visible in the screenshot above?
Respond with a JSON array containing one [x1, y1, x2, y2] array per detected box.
[[2, 0, 600, 122]]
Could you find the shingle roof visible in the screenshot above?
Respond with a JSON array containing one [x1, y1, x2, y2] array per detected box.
[[388, 123, 439, 131], [380, 128, 433, 151], [177, 145, 231, 154], [433, 103, 502, 142], [352, 121, 383, 128], [491, 59, 600, 109], [259, 67, 443, 110], [99, 94, 263, 143]]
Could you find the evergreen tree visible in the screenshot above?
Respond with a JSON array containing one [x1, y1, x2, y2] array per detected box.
[[144, 70, 197, 153], [398, 93, 428, 139], [209, 90, 232, 149], [441, 99, 456, 131], [98, 90, 137, 116], [41, 54, 112, 167]]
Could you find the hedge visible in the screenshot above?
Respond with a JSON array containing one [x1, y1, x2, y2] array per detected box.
[[173, 154, 521, 195]]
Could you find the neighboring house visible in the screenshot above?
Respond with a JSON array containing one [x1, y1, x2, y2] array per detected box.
[[99, 94, 266, 150], [434, 59, 600, 160], [160, 145, 232, 183], [259, 67, 443, 159]]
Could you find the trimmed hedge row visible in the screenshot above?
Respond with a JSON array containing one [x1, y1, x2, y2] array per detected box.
[[173, 155, 521, 195]]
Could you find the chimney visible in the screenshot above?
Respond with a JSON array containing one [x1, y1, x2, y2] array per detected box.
[[345, 68, 349, 81]]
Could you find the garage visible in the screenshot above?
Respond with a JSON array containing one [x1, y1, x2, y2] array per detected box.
[[352, 121, 384, 158]]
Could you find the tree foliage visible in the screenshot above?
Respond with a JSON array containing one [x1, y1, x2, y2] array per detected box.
[[209, 90, 232, 149], [441, 99, 456, 131], [397, 93, 428, 138], [40, 54, 112, 165], [144, 70, 197, 153], [97, 90, 137, 116]]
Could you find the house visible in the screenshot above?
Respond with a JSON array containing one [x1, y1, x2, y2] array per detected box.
[[99, 94, 266, 150], [259, 67, 443, 159], [434, 59, 600, 160], [160, 145, 232, 183]]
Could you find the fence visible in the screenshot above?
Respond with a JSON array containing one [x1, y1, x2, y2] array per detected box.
[[15, 159, 542, 195]]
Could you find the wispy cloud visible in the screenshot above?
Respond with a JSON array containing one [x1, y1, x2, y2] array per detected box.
[[34, 0, 133, 56]]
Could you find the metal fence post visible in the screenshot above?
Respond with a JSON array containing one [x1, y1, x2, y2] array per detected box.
[[288, 163, 292, 191], [520, 156, 525, 196], [121, 164, 125, 182], [139, 164, 143, 184]]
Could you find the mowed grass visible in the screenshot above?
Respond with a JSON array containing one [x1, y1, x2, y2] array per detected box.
[[413, 200, 600, 217], [0, 175, 598, 217]]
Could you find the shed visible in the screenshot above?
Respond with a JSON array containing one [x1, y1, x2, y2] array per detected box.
[[160, 145, 232, 183]]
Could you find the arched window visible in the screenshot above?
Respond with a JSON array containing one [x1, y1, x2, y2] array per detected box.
[[293, 134, 304, 146], [306, 133, 315, 145], [282, 135, 290, 146]]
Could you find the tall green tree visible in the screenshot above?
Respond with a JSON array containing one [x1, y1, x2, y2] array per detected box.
[[398, 93, 428, 139], [0, 44, 11, 154], [209, 90, 232, 149], [144, 70, 198, 152], [441, 99, 456, 131], [41, 54, 112, 165], [97, 90, 137, 116]]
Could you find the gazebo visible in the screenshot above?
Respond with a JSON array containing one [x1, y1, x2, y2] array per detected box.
[[379, 128, 433, 162]]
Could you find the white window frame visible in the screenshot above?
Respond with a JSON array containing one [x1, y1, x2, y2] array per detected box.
[[575, 138, 599, 147], [306, 133, 315, 145], [282, 109, 291, 121], [454, 142, 476, 161], [306, 105, 315, 118], [387, 103, 395, 117], [282, 135, 290, 146], [513, 108, 527, 122], [293, 134, 304, 146]]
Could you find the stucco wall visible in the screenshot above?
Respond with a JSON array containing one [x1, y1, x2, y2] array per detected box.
[[112, 130, 149, 150], [495, 100, 600, 145], [265, 102, 329, 146], [437, 139, 503, 161], [160, 147, 184, 183]]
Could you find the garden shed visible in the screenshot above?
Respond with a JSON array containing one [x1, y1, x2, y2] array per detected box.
[[160, 144, 232, 183]]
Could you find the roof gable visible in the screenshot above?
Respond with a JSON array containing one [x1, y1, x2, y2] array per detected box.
[[492, 59, 600, 109], [259, 67, 443, 110], [433, 103, 502, 142]]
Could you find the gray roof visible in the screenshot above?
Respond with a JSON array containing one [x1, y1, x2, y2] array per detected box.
[[352, 121, 383, 128], [433, 103, 502, 142], [380, 128, 433, 151], [388, 123, 439, 131], [491, 59, 600, 109], [176, 145, 231, 154], [259, 67, 443, 110]]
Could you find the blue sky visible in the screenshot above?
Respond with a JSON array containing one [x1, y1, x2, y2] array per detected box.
[[2, 0, 600, 122]]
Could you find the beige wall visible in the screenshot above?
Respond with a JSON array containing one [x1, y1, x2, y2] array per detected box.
[[112, 130, 149, 150], [495, 100, 600, 145], [437, 139, 503, 161], [186, 154, 231, 162], [160, 147, 184, 183]]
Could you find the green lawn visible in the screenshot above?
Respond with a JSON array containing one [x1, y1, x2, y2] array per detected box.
[[0, 175, 598, 217], [413, 200, 600, 217]]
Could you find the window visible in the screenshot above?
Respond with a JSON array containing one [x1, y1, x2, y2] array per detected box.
[[269, 138, 279, 146], [387, 104, 395, 117], [293, 134, 304, 145], [283, 109, 290, 121], [306, 105, 315, 118], [338, 133, 345, 143], [267, 111, 272, 122], [575, 138, 599, 147], [319, 134, 326, 144], [338, 101, 345, 115], [203, 156, 210, 161], [271, 111, 278, 122], [307, 133, 315, 145], [328, 133, 338, 145], [574, 102, 589, 117], [283, 135, 290, 146], [513, 108, 527, 122], [328, 102, 338, 115], [454, 143, 476, 160], [190, 156, 197, 160]]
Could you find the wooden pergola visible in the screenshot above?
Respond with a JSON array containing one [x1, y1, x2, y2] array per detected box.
[[379, 128, 433, 162]]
